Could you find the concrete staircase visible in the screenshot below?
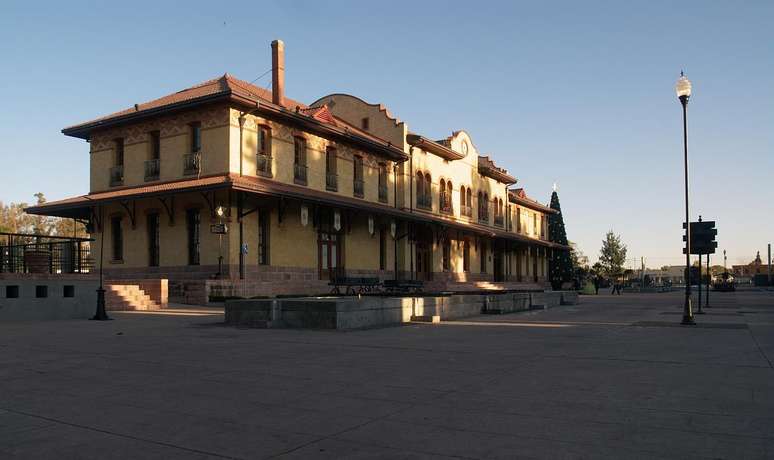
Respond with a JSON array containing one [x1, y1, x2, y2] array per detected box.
[[106, 284, 160, 311]]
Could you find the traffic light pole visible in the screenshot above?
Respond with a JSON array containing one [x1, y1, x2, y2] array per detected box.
[[706, 254, 710, 307]]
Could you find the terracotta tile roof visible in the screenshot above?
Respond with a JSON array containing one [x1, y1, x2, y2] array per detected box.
[[508, 188, 556, 213], [478, 155, 517, 184], [25, 175, 232, 214], [63, 74, 308, 133]]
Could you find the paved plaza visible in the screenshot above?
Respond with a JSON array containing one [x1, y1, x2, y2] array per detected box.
[[1, 291, 773, 459]]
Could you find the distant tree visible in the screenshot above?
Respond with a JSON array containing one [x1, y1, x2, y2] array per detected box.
[[0, 193, 85, 237], [599, 230, 627, 276], [548, 190, 573, 289]]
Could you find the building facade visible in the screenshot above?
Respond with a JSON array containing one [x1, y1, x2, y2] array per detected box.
[[28, 40, 567, 302]]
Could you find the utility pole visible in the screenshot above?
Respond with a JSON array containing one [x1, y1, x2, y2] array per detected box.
[[768, 243, 771, 287], [705, 253, 710, 307]]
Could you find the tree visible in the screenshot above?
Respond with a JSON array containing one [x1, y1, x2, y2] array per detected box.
[[548, 190, 573, 289], [0, 193, 86, 237], [598, 230, 627, 277]]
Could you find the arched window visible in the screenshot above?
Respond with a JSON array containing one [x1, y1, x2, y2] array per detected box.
[[483, 193, 489, 221], [439, 179, 446, 210], [416, 171, 425, 208], [424, 173, 432, 207], [460, 186, 466, 207], [466, 189, 472, 216], [447, 181, 453, 213]]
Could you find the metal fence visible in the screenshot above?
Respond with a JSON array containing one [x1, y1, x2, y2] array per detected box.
[[0, 232, 93, 274]]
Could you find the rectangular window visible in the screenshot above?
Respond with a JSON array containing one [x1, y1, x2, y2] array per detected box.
[[258, 209, 269, 265], [533, 214, 537, 236], [379, 227, 386, 270], [35, 285, 48, 298], [111, 216, 123, 261], [442, 240, 451, 272], [190, 122, 202, 152], [463, 239, 470, 272], [294, 137, 307, 184], [353, 155, 364, 198], [258, 125, 271, 155], [186, 209, 200, 265], [325, 147, 337, 191], [257, 125, 272, 176], [147, 213, 160, 267], [516, 208, 521, 233], [150, 131, 160, 160], [115, 138, 124, 166], [63, 285, 75, 298], [480, 240, 487, 273], [5, 285, 19, 298], [378, 163, 388, 203], [361, 117, 369, 130]]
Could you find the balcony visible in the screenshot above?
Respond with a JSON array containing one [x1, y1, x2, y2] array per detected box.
[[144, 159, 160, 182], [378, 184, 388, 203], [325, 172, 338, 191], [294, 163, 307, 185], [440, 196, 453, 215], [353, 179, 364, 198], [416, 194, 431, 210], [478, 210, 489, 224], [183, 152, 201, 176], [256, 154, 272, 177], [494, 215, 504, 227], [461, 205, 472, 218], [109, 165, 124, 187]]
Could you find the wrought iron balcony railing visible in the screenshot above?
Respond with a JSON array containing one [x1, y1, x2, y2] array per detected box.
[[378, 184, 388, 203], [256, 154, 272, 177], [183, 152, 201, 176], [144, 159, 160, 182], [326, 172, 338, 191], [494, 215, 504, 227], [416, 194, 432, 209], [461, 205, 473, 217], [294, 163, 307, 184], [353, 179, 364, 198], [109, 165, 124, 186], [440, 196, 453, 214], [478, 210, 489, 224]]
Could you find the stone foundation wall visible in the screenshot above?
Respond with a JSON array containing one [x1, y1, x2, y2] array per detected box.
[[225, 290, 579, 330]]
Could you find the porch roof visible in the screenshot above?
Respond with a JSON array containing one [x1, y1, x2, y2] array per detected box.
[[25, 174, 567, 249]]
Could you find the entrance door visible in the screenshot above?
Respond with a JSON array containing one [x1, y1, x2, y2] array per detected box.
[[493, 245, 504, 282], [532, 247, 539, 283], [318, 230, 342, 280], [414, 227, 433, 281]]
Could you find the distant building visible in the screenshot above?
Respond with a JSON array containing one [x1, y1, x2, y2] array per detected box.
[[731, 252, 767, 277]]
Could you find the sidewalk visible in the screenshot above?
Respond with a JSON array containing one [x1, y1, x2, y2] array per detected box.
[[1, 291, 772, 459]]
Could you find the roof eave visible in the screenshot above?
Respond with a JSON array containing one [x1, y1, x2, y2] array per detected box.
[[61, 92, 233, 140], [406, 134, 465, 161]]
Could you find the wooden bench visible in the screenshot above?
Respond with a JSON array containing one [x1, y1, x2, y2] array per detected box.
[[329, 276, 381, 295], [382, 279, 424, 294]]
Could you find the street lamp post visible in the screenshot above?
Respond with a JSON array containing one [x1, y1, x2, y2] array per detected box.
[[676, 72, 695, 325], [216, 205, 225, 278]]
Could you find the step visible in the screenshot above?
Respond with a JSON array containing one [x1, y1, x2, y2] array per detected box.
[[411, 315, 440, 323]]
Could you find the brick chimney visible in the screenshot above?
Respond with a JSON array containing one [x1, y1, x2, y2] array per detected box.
[[271, 39, 285, 107]]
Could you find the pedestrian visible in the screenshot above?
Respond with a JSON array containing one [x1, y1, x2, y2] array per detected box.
[[593, 276, 600, 295]]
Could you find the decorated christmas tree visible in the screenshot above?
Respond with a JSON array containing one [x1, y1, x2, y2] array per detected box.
[[548, 188, 573, 290]]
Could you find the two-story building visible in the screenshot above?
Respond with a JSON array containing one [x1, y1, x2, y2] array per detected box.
[[27, 40, 567, 303]]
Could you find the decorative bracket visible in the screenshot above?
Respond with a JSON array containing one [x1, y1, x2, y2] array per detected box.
[[119, 200, 137, 229], [157, 196, 175, 226]]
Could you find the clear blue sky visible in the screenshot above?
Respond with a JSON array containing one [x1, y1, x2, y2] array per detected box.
[[1, 0, 771, 267]]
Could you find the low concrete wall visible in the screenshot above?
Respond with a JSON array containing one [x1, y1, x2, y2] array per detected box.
[[0, 276, 99, 321], [225, 290, 580, 330]]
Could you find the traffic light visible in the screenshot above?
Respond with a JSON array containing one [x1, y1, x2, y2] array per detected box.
[[682, 221, 717, 255]]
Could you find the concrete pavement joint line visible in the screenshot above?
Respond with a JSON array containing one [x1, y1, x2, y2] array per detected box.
[[265, 392, 457, 460], [0, 407, 243, 460], [393, 397, 774, 442], [747, 328, 774, 369]]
